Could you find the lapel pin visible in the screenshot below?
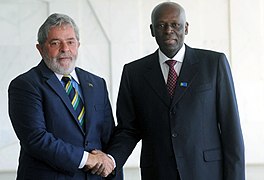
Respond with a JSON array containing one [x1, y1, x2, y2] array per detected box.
[[88, 83, 93, 87], [180, 82, 188, 87]]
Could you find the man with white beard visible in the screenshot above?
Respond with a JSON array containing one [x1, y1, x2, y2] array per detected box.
[[8, 13, 123, 180]]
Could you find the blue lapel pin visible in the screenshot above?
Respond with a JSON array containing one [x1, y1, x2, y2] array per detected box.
[[180, 82, 188, 87]]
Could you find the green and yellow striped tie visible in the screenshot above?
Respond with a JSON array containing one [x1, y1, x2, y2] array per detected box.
[[62, 75, 85, 129]]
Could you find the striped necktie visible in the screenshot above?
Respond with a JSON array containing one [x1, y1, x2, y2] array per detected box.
[[62, 75, 85, 129]]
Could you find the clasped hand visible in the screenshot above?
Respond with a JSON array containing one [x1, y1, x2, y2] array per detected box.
[[84, 150, 114, 177]]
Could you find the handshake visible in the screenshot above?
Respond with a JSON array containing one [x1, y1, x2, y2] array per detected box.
[[83, 150, 115, 177]]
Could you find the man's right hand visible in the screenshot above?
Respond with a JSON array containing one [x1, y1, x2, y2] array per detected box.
[[83, 150, 114, 177]]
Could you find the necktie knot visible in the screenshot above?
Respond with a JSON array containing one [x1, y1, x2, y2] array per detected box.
[[61, 75, 72, 83], [62, 75, 73, 95], [165, 60, 177, 68]]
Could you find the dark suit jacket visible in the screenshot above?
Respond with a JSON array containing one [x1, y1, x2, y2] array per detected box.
[[107, 45, 245, 180], [8, 60, 123, 180]]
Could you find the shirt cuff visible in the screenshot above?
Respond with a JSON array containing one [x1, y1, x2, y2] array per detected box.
[[78, 151, 89, 169], [107, 154, 116, 168]]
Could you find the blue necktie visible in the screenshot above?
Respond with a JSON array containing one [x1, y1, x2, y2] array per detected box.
[[62, 75, 85, 129]]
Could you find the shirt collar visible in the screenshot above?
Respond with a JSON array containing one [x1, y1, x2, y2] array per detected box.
[[55, 69, 80, 84], [159, 44, 185, 64]]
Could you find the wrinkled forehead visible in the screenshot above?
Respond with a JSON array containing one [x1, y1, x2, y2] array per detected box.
[[46, 24, 77, 40]]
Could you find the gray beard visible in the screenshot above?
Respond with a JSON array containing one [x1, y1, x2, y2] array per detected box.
[[43, 56, 76, 75]]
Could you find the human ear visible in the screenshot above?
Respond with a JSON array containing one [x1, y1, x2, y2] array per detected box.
[[150, 24, 155, 37], [185, 22, 189, 35], [36, 44, 44, 57]]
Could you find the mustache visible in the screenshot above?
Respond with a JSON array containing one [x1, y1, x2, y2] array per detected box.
[[56, 52, 72, 59], [163, 36, 177, 40]]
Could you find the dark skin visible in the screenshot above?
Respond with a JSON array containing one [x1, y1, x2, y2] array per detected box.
[[150, 2, 189, 58]]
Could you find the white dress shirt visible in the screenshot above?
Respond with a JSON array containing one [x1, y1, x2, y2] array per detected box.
[[159, 44, 186, 83]]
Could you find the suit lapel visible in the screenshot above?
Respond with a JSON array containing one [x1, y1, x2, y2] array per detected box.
[[143, 51, 171, 107], [75, 68, 94, 134], [38, 61, 84, 133], [172, 46, 199, 106]]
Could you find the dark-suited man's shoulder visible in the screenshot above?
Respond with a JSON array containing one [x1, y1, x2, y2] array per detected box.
[[75, 67, 107, 87], [10, 63, 41, 86], [124, 51, 157, 69], [190, 46, 225, 58], [76, 67, 102, 79]]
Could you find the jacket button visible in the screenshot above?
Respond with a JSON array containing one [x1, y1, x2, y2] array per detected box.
[[170, 111, 176, 116], [172, 133, 178, 138]]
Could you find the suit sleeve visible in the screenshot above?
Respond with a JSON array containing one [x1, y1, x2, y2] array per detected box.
[[101, 78, 115, 148], [8, 76, 84, 176], [217, 54, 245, 180], [107, 64, 141, 171]]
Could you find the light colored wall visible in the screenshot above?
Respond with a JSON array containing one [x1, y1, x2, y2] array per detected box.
[[230, 0, 264, 164], [0, 0, 263, 177]]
